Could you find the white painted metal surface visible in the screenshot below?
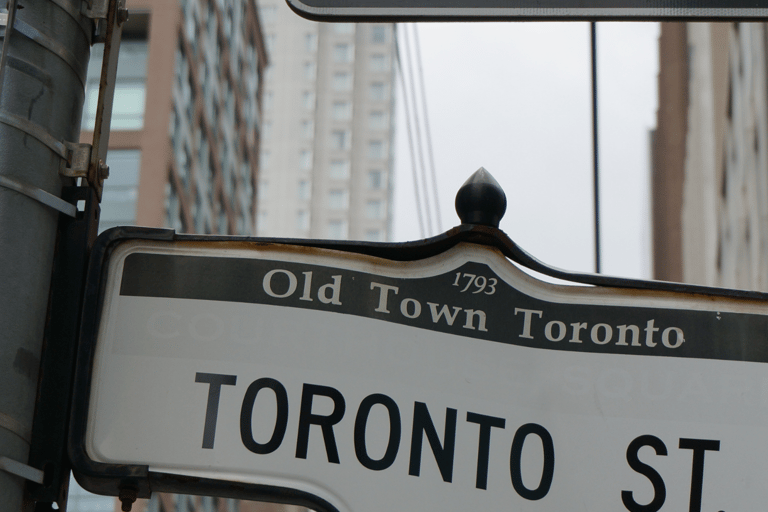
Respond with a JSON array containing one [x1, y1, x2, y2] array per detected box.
[[85, 240, 768, 511]]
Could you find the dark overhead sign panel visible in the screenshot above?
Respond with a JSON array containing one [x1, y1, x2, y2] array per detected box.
[[285, 0, 768, 21]]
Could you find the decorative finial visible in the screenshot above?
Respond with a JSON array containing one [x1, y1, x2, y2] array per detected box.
[[455, 168, 507, 227]]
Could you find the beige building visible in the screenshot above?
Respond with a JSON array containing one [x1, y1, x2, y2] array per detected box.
[[653, 22, 768, 291], [254, 0, 396, 241]]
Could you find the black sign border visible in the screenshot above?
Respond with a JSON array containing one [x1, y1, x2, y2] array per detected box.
[[285, 0, 768, 22], [68, 224, 768, 508]]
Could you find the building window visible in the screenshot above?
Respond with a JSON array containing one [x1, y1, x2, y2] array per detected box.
[[298, 180, 311, 200], [165, 181, 183, 233], [261, 5, 278, 23], [370, 54, 388, 72], [100, 150, 141, 232], [328, 189, 348, 209], [368, 140, 384, 159], [257, 211, 268, 231], [299, 150, 313, 170], [260, 151, 270, 169], [365, 229, 383, 242], [369, 82, 386, 101], [109, 81, 147, 129], [263, 91, 274, 110], [327, 219, 348, 239], [333, 43, 353, 63], [262, 121, 272, 139], [301, 120, 314, 139], [368, 170, 383, 189], [330, 160, 350, 179], [369, 111, 386, 130], [302, 91, 315, 110], [303, 62, 316, 80], [296, 210, 309, 230], [333, 72, 353, 91], [366, 200, 384, 219], [332, 101, 352, 120], [333, 23, 355, 35], [265, 33, 276, 54], [331, 130, 349, 150], [84, 41, 148, 130], [304, 32, 317, 52], [371, 25, 387, 44], [257, 180, 269, 201]]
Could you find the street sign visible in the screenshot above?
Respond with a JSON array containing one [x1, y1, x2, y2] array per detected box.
[[72, 225, 768, 512], [285, 0, 768, 21]]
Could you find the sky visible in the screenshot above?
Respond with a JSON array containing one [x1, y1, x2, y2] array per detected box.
[[391, 22, 660, 281]]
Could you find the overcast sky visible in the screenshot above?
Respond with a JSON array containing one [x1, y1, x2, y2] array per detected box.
[[391, 22, 660, 281]]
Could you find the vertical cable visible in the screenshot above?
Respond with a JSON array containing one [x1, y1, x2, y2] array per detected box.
[[411, 24, 442, 232], [591, 22, 601, 274], [401, 24, 433, 235], [394, 27, 426, 238]]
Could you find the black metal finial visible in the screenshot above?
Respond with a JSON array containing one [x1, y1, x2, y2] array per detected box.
[[455, 167, 507, 227]]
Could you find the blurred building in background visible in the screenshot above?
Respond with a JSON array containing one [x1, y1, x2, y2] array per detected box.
[[652, 22, 768, 291], [254, 0, 396, 241], [68, 0, 267, 509], [83, 0, 266, 235]]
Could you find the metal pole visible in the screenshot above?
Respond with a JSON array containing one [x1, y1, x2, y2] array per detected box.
[[591, 21, 601, 274], [0, 1, 91, 510]]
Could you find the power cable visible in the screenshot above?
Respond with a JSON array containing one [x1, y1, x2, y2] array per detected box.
[[411, 24, 443, 232], [400, 24, 434, 235], [394, 27, 426, 238]]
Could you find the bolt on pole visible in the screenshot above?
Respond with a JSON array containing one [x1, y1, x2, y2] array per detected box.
[[0, 1, 91, 510]]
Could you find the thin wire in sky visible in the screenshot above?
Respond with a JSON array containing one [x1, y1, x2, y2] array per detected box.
[[411, 24, 443, 233], [400, 24, 434, 235], [394, 27, 427, 239]]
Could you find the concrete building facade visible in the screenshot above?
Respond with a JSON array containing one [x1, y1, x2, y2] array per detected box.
[[652, 22, 768, 291], [254, 0, 396, 241]]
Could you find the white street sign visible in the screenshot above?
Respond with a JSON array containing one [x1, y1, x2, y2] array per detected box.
[[75, 235, 768, 512]]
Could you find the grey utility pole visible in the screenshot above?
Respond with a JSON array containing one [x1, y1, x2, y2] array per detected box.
[[0, 0, 120, 509]]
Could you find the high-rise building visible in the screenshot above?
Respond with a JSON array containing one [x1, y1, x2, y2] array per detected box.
[[652, 22, 768, 291], [82, 0, 267, 236], [68, 0, 267, 510], [254, 0, 396, 241]]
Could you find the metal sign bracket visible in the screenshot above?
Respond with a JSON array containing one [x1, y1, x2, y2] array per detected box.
[[27, 186, 100, 512], [80, 0, 127, 201]]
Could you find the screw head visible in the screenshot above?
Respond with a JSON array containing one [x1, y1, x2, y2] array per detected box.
[[454, 167, 507, 227], [98, 160, 110, 180], [117, 8, 129, 25], [118, 487, 137, 511]]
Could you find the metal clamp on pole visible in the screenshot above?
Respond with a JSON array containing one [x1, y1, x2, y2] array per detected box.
[[0, 175, 77, 217], [0, 456, 44, 484]]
